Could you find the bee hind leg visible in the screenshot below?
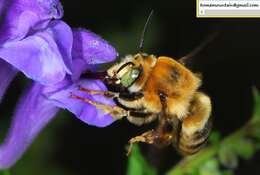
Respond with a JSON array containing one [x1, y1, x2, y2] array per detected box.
[[127, 128, 174, 155], [70, 93, 128, 120], [127, 130, 157, 155]]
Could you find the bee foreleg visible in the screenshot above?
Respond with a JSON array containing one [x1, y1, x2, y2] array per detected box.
[[78, 86, 119, 98], [70, 93, 128, 120]]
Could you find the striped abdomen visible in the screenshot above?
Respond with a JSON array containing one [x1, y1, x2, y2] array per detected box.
[[177, 92, 212, 155]]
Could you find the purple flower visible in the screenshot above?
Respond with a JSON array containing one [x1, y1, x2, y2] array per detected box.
[[0, 0, 117, 169], [0, 0, 63, 44]]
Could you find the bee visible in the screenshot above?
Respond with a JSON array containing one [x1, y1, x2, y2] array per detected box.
[[71, 11, 213, 155]]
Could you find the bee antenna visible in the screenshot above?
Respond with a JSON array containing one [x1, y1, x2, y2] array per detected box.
[[138, 10, 154, 53]]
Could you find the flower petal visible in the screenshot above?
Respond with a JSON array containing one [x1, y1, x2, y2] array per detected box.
[[0, 83, 59, 169], [70, 58, 98, 82], [72, 29, 117, 64], [46, 79, 115, 127], [0, 0, 63, 44], [0, 59, 17, 102], [46, 20, 73, 74], [0, 21, 72, 85]]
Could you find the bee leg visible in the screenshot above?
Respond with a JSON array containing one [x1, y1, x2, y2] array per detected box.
[[79, 86, 144, 101], [127, 130, 156, 155], [71, 93, 154, 122], [70, 93, 128, 120], [127, 113, 157, 126], [127, 115, 179, 155], [178, 92, 212, 155], [78, 86, 119, 99], [127, 130, 175, 155]]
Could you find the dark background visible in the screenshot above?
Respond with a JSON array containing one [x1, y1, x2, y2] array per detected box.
[[1, 0, 260, 174]]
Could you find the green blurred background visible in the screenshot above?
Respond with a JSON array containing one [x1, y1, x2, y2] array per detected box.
[[0, 0, 260, 174]]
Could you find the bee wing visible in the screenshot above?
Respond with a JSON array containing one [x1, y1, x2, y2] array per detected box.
[[178, 32, 218, 65]]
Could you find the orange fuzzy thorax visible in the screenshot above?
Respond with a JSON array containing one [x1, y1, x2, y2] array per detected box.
[[142, 56, 201, 118]]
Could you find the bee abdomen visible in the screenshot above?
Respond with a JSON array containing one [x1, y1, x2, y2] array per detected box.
[[176, 92, 212, 155], [178, 119, 212, 155]]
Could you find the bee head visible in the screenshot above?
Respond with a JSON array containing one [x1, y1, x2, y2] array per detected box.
[[105, 53, 156, 92]]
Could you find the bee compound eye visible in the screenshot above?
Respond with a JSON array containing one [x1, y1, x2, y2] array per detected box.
[[120, 68, 140, 87], [131, 69, 140, 79]]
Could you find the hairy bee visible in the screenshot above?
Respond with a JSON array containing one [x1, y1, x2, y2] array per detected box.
[[71, 11, 213, 155], [71, 53, 212, 155]]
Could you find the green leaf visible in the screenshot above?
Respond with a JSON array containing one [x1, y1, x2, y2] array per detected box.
[[127, 145, 157, 175], [221, 170, 234, 175], [218, 145, 238, 169], [250, 126, 260, 141], [252, 88, 260, 121], [198, 158, 221, 175], [255, 142, 260, 150], [0, 170, 11, 175], [233, 139, 255, 160], [209, 131, 221, 145], [187, 168, 200, 175]]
